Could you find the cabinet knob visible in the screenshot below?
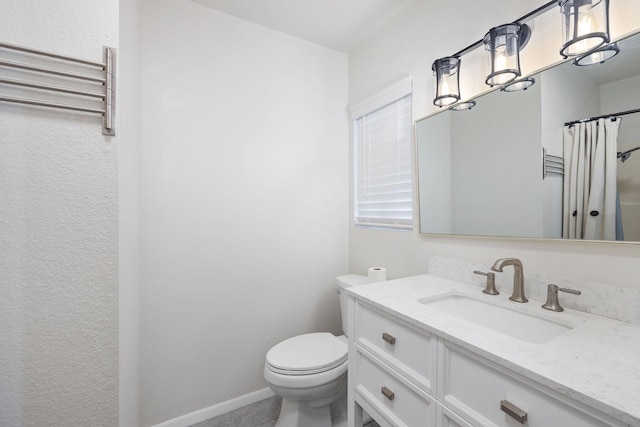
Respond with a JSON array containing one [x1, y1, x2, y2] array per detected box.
[[500, 400, 528, 424], [382, 332, 396, 345], [381, 386, 395, 401]]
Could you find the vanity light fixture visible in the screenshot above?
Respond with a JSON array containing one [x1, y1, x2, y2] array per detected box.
[[429, 0, 616, 106], [573, 41, 619, 65], [432, 56, 461, 107], [501, 76, 536, 92], [484, 24, 530, 87], [450, 100, 477, 111], [559, 0, 610, 57]]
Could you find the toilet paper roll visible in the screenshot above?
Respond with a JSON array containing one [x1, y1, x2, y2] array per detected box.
[[367, 267, 387, 283]]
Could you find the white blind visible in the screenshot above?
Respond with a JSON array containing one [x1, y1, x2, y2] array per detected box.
[[354, 88, 412, 230]]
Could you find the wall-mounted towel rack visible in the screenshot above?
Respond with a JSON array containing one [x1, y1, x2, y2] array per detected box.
[[0, 42, 115, 135], [543, 148, 564, 178]]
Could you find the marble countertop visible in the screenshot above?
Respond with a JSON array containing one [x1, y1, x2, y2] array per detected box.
[[345, 274, 640, 426]]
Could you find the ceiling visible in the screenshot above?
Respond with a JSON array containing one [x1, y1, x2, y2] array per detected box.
[[191, 0, 415, 53]]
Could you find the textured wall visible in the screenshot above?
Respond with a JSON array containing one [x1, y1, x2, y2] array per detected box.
[[0, 1, 119, 426]]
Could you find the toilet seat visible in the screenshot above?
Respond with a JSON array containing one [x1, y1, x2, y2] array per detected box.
[[266, 333, 347, 376]]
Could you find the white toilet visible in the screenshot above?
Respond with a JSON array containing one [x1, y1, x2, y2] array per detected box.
[[264, 274, 368, 427]]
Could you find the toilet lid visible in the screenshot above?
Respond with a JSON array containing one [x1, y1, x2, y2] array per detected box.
[[266, 333, 347, 375]]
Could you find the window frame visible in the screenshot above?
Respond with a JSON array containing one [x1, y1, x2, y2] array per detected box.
[[350, 77, 413, 231]]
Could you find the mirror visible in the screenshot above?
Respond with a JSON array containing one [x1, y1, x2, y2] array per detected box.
[[416, 31, 640, 242]]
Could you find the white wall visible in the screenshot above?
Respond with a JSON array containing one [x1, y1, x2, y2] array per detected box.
[[0, 1, 119, 426], [138, 1, 349, 424], [349, 0, 640, 288]]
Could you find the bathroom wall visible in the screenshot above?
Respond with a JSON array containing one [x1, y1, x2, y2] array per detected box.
[[349, 0, 640, 287], [138, 0, 349, 424], [601, 74, 640, 241], [0, 1, 119, 426], [119, 0, 142, 425]]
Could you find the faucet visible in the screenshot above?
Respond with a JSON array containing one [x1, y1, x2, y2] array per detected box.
[[491, 258, 528, 303], [541, 284, 581, 312]]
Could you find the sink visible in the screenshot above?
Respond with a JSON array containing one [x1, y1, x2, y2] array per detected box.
[[421, 294, 572, 344]]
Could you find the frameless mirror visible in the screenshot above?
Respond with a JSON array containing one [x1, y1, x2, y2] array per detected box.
[[416, 31, 640, 242]]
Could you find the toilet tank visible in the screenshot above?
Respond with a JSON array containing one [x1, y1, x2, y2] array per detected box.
[[336, 274, 369, 337]]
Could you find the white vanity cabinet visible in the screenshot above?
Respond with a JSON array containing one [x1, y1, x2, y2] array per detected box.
[[351, 302, 438, 426], [440, 341, 625, 427], [348, 298, 627, 427]]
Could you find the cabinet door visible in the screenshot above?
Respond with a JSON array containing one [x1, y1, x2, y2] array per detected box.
[[440, 341, 625, 427], [353, 350, 436, 426], [355, 302, 437, 394]]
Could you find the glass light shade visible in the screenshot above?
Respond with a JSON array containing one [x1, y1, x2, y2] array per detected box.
[[484, 24, 522, 87], [451, 100, 476, 111], [432, 56, 461, 107], [501, 77, 536, 92], [574, 42, 619, 65], [559, 0, 610, 57]]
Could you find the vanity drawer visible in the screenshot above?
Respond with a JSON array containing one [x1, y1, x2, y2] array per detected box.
[[355, 302, 436, 393], [437, 402, 473, 427], [441, 342, 624, 427], [354, 350, 435, 426]]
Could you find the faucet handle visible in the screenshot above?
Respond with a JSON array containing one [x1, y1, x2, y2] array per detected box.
[[542, 284, 581, 312], [473, 270, 499, 295]]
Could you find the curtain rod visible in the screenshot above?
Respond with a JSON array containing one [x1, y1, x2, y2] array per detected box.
[[565, 108, 640, 127], [618, 145, 640, 162]]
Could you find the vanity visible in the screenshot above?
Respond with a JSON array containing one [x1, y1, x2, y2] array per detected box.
[[345, 274, 640, 427]]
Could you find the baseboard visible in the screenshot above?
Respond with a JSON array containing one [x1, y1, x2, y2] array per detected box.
[[152, 387, 275, 427]]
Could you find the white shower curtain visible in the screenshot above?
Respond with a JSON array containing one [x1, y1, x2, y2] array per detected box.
[[562, 118, 620, 240]]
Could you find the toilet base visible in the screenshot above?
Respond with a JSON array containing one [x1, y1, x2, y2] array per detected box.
[[275, 396, 346, 427]]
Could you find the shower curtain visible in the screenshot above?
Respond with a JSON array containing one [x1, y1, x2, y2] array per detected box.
[[562, 118, 620, 240]]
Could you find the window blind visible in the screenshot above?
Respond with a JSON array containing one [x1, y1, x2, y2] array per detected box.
[[353, 85, 412, 230]]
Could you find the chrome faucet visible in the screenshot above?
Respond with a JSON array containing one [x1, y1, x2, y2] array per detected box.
[[491, 258, 528, 303]]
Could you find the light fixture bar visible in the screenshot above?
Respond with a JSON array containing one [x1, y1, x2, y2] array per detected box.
[[452, 0, 556, 58]]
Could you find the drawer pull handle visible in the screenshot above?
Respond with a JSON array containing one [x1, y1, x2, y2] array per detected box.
[[382, 332, 396, 345], [381, 386, 395, 401], [500, 400, 527, 424]]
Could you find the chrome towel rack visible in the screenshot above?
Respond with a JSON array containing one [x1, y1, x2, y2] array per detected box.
[[0, 42, 116, 135], [543, 148, 564, 178]]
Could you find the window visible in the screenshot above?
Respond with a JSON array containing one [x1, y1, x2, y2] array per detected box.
[[352, 77, 413, 230]]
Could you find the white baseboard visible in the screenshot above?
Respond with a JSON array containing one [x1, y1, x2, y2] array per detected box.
[[152, 387, 276, 427]]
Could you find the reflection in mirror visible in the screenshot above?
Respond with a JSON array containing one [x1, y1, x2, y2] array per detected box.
[[416, 31, 640, 242]]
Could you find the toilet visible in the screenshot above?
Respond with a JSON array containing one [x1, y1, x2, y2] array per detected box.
[[264, 274, 368, 427]]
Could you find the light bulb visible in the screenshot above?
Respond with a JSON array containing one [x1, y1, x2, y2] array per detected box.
[[578, 2, 601, 34], [496, 47, 507, 70], [440, 78, 450, 95], [575, 6, 594, 52]]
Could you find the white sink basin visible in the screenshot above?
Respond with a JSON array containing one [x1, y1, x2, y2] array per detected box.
[[421, 294, 572, 344]]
